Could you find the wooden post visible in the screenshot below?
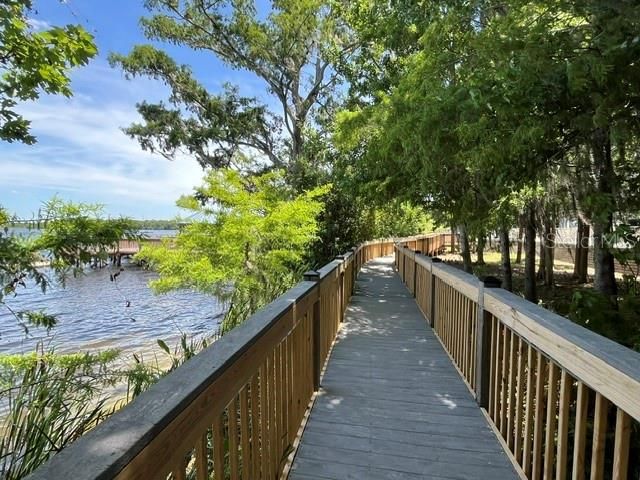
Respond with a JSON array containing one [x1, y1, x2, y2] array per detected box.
[[430, 257, 442, 328], [475, 276, 501, 408], [336, 256, 345, 323], [351, 247, 358, 293], [413, 251, 421, 298], [304, 270, 322, 391]]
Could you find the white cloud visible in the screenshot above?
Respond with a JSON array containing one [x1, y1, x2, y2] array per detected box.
[[0, 62, 205, 218], [27, 18, 52, 31]]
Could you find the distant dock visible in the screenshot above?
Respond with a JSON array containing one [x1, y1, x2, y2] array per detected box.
[[105, 237, 169, 266]]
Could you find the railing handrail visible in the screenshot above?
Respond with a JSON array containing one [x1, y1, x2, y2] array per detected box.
[[26, 280, 317, 479], [26, 234, 409, 479], [396, 243, 640, 421]]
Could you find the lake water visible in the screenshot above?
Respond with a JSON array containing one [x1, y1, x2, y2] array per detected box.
[[0, 229, 224, 357]]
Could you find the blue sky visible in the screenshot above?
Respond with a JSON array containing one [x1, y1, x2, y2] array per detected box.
[[1, 0, 273, 219]]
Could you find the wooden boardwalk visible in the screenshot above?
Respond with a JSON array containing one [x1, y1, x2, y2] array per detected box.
[[289, 257, 520, 480]]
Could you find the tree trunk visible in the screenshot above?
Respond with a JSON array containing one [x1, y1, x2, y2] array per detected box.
[[476, 233, 486, 265], [591, 127, 617, 297], [499, 226, 513, 291], [543, 218, 555, 287], [459, 226, 474, 274], [574, 218, 590, 283], [524, 204, 537, 302], [515, 224, 524, 263], [573, 219, 583, 278], [593, 222, 616, 295], [289, 121, 306, 190], [450, 225, 456, 253], [537, 232, 545, 280]]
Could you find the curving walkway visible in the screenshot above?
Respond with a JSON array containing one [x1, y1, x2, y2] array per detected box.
[[289, 257, 520, 480]]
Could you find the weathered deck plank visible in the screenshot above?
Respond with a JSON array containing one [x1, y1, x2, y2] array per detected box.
[[289, 257, 520, 480]]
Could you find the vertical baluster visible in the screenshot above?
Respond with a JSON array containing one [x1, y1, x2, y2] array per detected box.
[[213, 412, 226, 480], [460, 295, 466, 372], [522, 344, 535, 476], [229, 396, 240, 480], [470, 303, 476, 390], [532, 352, 546, 480], [442, 283, 448, 347], [259, 363, 269, 480], [514, 338, 525, 461], [442, 284, 448, 348], [267, 353, 276, 478], [453, 289, 459, 359], [451, 289, 458, 362], [556, 370, 571, 480], [544, 362, 559, 480], [174, 462, 187, 480], [447, 285, 453, 352], [470, 298, 476, 387], [491, 318, 501, 422], [467, 299, 472, 387], [274, 343, 283, 462], [294, 318, 302, 431], [590, 393, 608, 480], [500, 327, 510, 437], [506, 330, 517, 448], [195, 430, 209, 480], [286, 335, 295, 446], [435, 278, 441, 337], [612, 408, 631, 480], [250, 375, 260, 479], [446, 283, 450, 348], [457, 293, 463, 368], [240, 387, 251, 480], [280, 338, 289, 447], [462, 296, 473, 378], [571, 382, 588, 480]]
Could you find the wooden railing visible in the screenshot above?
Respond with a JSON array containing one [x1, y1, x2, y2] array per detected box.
[[396, 240, 640, 480], [27, 237, 397, 480]]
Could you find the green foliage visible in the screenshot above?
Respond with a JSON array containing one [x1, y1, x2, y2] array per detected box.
[[569, 289, 640, 352], [111, 0, 348, 188], [0, 0, 97, 143], [110, 45, 280, 169], [124, 333, 209, 400], [370, 201, 433, 239], [0, 349, 121, 479], [333, 0, 435, 102], [612, 224, 640, 295], [335, 0, 640, 295], [138, 169, 328, 331]]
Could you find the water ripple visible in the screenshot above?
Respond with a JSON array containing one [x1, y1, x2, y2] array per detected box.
[[0, 261, 224, 356]]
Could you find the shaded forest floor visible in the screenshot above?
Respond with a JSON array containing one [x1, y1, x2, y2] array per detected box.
[[442, 248, 640, 352], [440, 249, 594, 317]]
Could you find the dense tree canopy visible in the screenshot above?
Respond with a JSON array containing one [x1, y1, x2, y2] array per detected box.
[[336, 0, 640, 302]]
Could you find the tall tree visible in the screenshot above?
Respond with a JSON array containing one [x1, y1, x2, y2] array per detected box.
[[111, 0, 348, 189]]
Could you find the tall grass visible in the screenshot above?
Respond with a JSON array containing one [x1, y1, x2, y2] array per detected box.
[[0, 350, 120, 479]]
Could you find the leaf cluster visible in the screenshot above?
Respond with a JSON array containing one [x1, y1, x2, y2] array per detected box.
[[0, 0, 97, 143]]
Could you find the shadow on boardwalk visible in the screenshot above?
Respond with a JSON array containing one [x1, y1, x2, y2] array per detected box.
[[289, 257, 520, 480]]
